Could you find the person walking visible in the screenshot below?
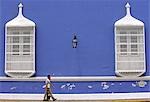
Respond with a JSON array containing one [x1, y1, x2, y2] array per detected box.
[[43, 75, 56, 101]]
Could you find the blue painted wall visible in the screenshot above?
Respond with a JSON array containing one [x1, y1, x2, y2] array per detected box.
[[0, 0, 150, 94], [0, 0, 149, 76]]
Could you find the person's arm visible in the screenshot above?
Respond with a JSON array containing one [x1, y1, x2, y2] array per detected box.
[[50, 81, 54, 88]]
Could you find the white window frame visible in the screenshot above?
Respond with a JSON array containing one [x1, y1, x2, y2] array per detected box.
[[5, 3, 36, 78]]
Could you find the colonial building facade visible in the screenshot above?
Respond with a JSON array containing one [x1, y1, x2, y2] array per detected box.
[[0, 0, 149, 100]]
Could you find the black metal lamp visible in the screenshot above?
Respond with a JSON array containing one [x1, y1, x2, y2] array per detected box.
[[72, 35, 78, 48]]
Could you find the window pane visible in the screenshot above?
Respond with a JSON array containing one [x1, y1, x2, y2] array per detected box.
[[23, 32, 30, 34], [23, 45, 30, 52], [12, 45, 19, 55], [23, 45, 30, 55], [119, 31, 127, 34], [12, 32, 19, 35], [131, 36, 137, 43], [131, 45, 138, 55], [120, 45, 127, 52], [13, 37, 19, 43], [120, 45, 127, 55], [120, 36, 127, 43], [23, 36, 30, 43], [131, 45, 138, 51], [138, 28, 143, 34], [130, 31, 137, 34], [120, 45, 127, 48], [13, 45, 19, 51]]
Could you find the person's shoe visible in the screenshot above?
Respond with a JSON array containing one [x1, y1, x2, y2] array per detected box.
[[53, 98, 57, 101], [43, 99, 48, 101]]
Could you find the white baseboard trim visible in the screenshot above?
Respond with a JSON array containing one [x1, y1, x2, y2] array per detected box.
[[0, 93, 150, 100], [0, 76, 150, 81]]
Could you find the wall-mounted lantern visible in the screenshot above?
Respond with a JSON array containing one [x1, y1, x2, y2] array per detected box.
[[72, 35, 78, 48]]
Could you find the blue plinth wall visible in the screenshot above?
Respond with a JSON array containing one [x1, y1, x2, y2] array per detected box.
[[0, 81, 149, 94]]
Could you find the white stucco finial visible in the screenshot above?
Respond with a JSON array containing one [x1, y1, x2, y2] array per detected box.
[[125, 2, 131, 16], [18, 3, 23, 8], [125, 2, 130, 8], [18, 3, 23, 17]]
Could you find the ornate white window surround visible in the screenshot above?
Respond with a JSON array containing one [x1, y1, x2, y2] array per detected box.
[[114, 3, 146, 77], [5, 3, 36, 78]]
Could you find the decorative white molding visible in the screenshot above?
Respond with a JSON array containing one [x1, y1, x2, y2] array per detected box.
[[5, 3, 36, 78], [114, 3, 144, 26], [6, 3, 35, 27], [0, 93, 150, 100], [0, 76, 150, 81], [114, 3, 145, 77]]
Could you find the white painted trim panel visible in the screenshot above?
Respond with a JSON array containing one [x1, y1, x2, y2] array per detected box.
[[0, 76, 150, 81], [0, 93, 150, 100]]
